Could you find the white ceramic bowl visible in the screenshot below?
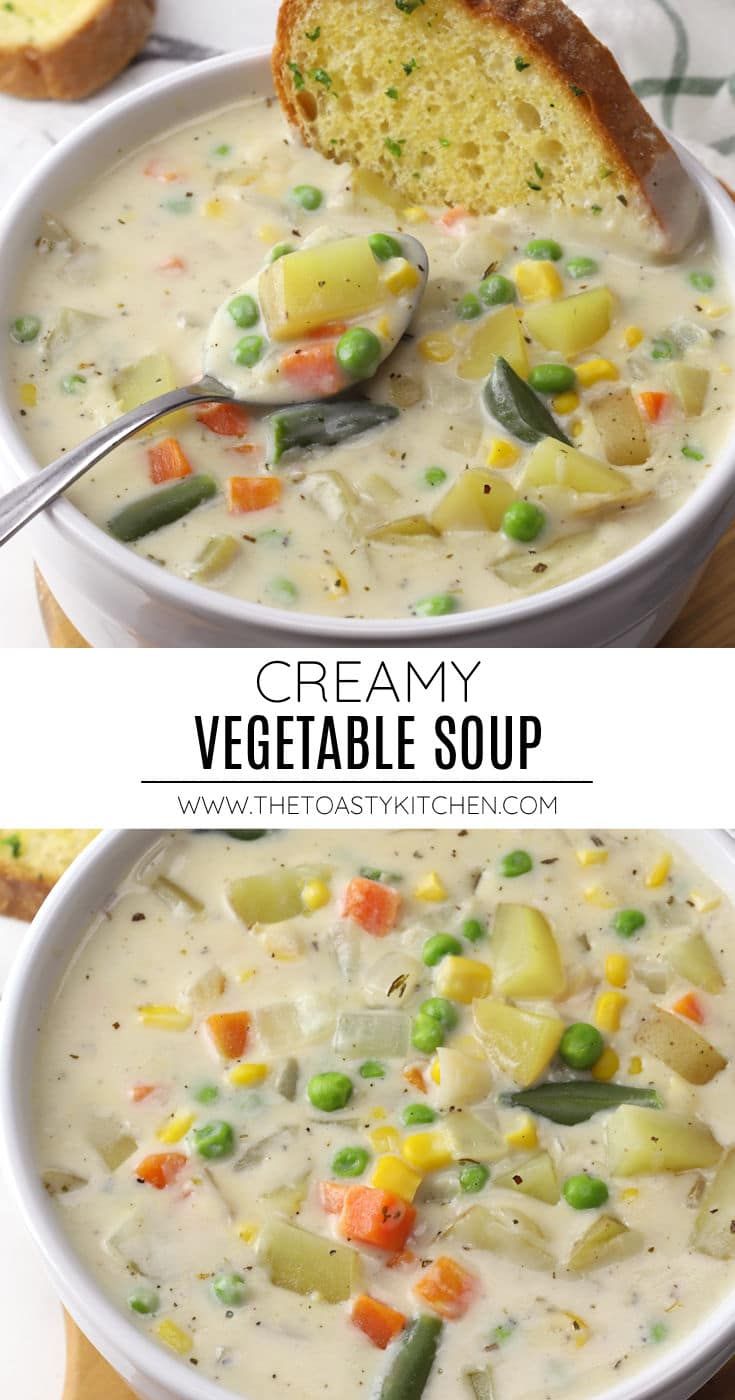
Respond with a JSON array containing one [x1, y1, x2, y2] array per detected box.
[[3, 828, 735, 1400], [0, 52, 734, 647]]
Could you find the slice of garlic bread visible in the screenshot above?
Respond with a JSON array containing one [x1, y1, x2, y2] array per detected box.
[[273, 0, 698, 253], [0, 0, 154, 100], [0, 829, 98, 920]]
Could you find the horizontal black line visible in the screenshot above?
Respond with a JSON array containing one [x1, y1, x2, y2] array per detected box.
[[141, 778, 593, 786]]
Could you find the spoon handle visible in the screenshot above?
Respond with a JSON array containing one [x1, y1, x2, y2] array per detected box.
[[0, 381, 231, 548]]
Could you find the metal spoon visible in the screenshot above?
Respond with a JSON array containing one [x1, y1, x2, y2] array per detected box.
[[0, 233, 428, 548]]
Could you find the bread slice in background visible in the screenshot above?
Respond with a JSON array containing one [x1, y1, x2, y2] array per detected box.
[[0, 0, 154, 100], [0, 829, 98, 921], [273, 0, 699, 254]]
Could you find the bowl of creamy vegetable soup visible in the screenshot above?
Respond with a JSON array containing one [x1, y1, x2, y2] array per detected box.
[[1, 51, 735, 647], [3, 828, 735, 1400]]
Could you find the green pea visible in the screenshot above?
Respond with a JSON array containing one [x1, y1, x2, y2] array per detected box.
[[403, 1103, 437, 1126], [528, 363, 576, 394], [291, 183, 323, 211], [266, 576, 298, 606], [501, 501, 546, 543], [566, 256, 599, 280], [128, 1286, 160, 1315], [270, 242, 295, 262], [307, 1071, 353, 1112], [500, 849, 533, 878], [461, 918, 485, 943], [162, 197, 192, 215], [10, 314, 41, 344], [563, 1174, 609, 1210], [613, 908, 646, 938], [422, 933, 462, 966], [413, 593, 458, 618], [232, 334, 264, 367], [212, 143, 232, 157], [61, 373, 86, 394], [193, 1120, 234, 1160], [192, 1081, 219, 1104], [456, 293, 483, 320], [332, 1145, 370, 1177], [681, 444, 704, 461], [369, 233, 403, 262], [525, 238, 563, 261], [651, 338, 675, 360], [420, 997, 459, 1030], [359, 1059, 387, 1079], [689, 270, 715, 292], [478, 274, 516, 306], [212, 1271, 248, 1307], [559, 1022, 604, 1070], [228, 294, 260, 329], [411, 1013, 444, 1054], [424, 466, 447, 487], [649, 1321, 669, 1344], [459, 1162, 489, 1194], [336, 327, 382, 380]]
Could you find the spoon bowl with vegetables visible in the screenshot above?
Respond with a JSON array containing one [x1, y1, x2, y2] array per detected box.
[[0, 231, 428, 548]]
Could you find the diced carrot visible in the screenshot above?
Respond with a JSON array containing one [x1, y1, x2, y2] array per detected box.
[[352, 1295, 407, 1350], [226, 476, 283, 514], [148, 437, 192, 485], [637, 390, 669, 423], [343, 876, 401, 937], [672, 991, 705, 1024], [196, 402, 251, 437], [402, 1065, 427, 1094], [135, 1153, 187, 1190], [129, 1083, 157, 1103], [159, 255, 186, 273], [319, 1180, 349, 1214], [413, 1256, 478, 1320], [306, 321, 348, 340], [386, 1249, 416, 1269], [279, 342, 345, 397], [339, 1186, 416, 1252], [229, 444, 263, 458], [144, 158, 181, 182], [205, 1010, 251, 1059], [438, 205, 473, 231]]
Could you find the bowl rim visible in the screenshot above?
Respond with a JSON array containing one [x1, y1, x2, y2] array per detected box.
[[2, 828, 735, 1400], [1, 51, 734, 641]]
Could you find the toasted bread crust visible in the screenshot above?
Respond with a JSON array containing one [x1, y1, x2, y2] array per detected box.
[[0, 872, 52, 922], [0, 0, 154, 100]]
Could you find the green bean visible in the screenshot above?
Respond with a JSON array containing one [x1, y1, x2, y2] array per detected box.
[[107, 475, 217, 542], [500, 1081, 661, 1125], [269, 400, 399, 463], [484, 357, 571, 446], [377, 1315, 443, 1400]]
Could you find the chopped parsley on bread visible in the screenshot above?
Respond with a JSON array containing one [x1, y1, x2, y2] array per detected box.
[[273, 0, 699, 253], [0, 829, 98, 921], [0, 0, 154, 100]]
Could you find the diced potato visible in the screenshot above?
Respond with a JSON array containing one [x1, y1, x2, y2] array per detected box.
[[635, 1007, 727, 1085], [39, 306, 101, 366], [692, 1150, 735, 1258], [263, 1173, 310, 1219], [567, 1215, 643, 1272], [524, 439, 631, 495], [431, 469, 516, 534], [362, 473, 400, 506], [446, 1111, 506, 1163], [258, 1218, 359, 1302], [472, 999, 564, 1088], [256, 993, 335, 1053], [87, 1117, 137, 1172], [448, 1204, 554, 1270], [183, 966, 225, 1008], [491, 904, 565, 999], [229, 866, 328, 926], [368, 514, 440, 542], [113, 351, 188, 433], [667, 933, 724, 994], [525, 288, 614, 356], [607, 1106, 722, 1175], [433, 1047, 493, 1109], [189, 535, 239, 582], [590, 389, 650, 466], [259, 237, 381, 340], [42, 1168, 87, 1196], [457, 305, 529, 380], [494, 1151, 560, 1205], [495, 531, 597, 594], [670, 364, 710, 417], [352, 168, 406, 210]]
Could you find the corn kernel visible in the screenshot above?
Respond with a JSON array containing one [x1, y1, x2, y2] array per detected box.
[[584, 885, 615, 909], [592, 1046, 620, 1081], [414, 871, 447, 902], [301, 877, 331, 910], [571, 419, 584, 437], [20, 382, 37, 408], [376, 315, 391, 339], [157, 1110, 195, 1144], [258, 223, 285, 244], [552, 390, 579, 415], [577, 357, 619, 387], [504, 1114, 538, 1150], [370, 1106, 388, 1122], [372, 1154, 422, 1201], [228, 1063, 268, 1087], [701, 298, 730, 319], [137, 1004, 192, 1031], [402, 1128, 453, 1173], [429, 1057, 441, 1084], [418, 332, 455, 363], [594, 992, 627, 1032], [435, 954, 492, 1004], [624, 325, 644, 348], [155, 1320, 192, 1355], [486, 437, 520, 469], [238, 1220, 260, 1244], [514, 260, 563, 301], [690, 890, 721, 913], [563, 1311, 591, 1348], [621, 1187, 639, 1202], [201, 197, 226, 218], [719, 363, 732, 375], [402, 205, 429, 223], [384, 259, 421, 296], [605, 953, 629, 988], [236, 968, 256, 983], [576, 847, 608, 867], [369, 1125, 401, 1154], [628, 1055, 643, 1075], [645, 852, 671, 888]]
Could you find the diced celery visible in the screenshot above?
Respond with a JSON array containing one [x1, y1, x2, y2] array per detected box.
[[333, 1011, 410, 1058], [494, 531, 597, 594], [256, 993, 336, 1053], [369, 514, 440, 542], [258, 1218, 359, 1302], [567, 1215, 642, 1272], [493, 1151, 560, 1204], [42, 1168, 87, 1196], [362, 951, 423, 1007], [152, 875, 204, 915], [448, 1204, 554, 1270], [667, 933, 724, 993], [189, 535, 239, 582], [446, 1111, 505, 1162]]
